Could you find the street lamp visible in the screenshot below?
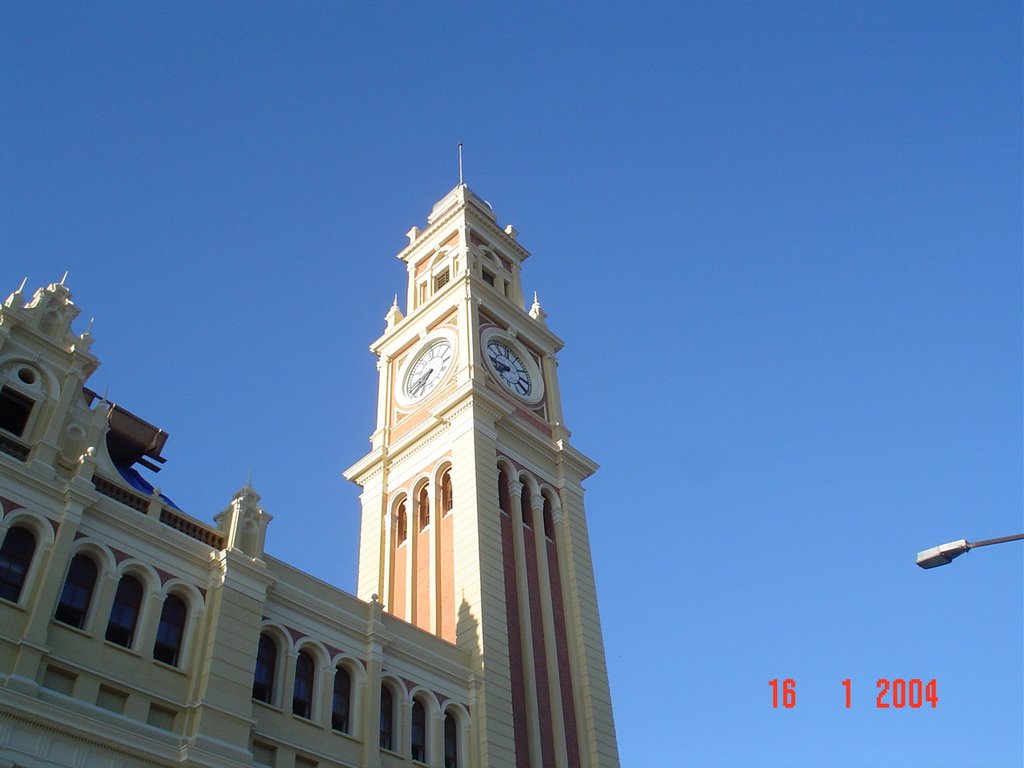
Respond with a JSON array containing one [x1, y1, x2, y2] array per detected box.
[[916, 533, 1024, 569]]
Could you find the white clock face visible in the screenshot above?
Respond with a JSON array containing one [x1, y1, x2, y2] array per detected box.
[[404, 339, 454, 401], [486, 340, 532, 398]]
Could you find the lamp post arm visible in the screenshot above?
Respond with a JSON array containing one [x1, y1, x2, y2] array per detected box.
[[969, 533, 1024, 550]]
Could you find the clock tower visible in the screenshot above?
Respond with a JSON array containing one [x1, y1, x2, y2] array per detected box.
[[345, 185, 619, 768]]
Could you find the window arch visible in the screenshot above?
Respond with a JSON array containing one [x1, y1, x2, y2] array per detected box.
[[293, 649, 315, 718], [444, 710, 459, 768], [497, 469, 510, 515], [105, 573, 143, 647], [332, 664, 352, 733], [395, 500, 408, 546], [411, 697, 427, 762], [379, 683, 396, 751], [153, 594, 188, 666], [252, 632, 278, 703], [417, 484, 430, 531], [439, 468, 453, 516], [55, 553, 99, 628]]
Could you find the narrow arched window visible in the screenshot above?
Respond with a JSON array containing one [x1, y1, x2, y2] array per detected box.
[[417, 485, 430, 531], [153, 594, 187, 666], [395, 501, 408, 546], [497, 469, 510, 515], [105, 574, 143, 647], [411, 698, 427, 762], [293, 650, 315, 718], [440, 469, 453, 516], [444, 711, 459, 768], [520, 484, 533, 528], [55, 553, 98, 628], [0, 525, 36, 602], [252, 632, 277, 703], [379, 684, 394, 751], [332, 665, 352, 733], [542, 494, 555, 540]]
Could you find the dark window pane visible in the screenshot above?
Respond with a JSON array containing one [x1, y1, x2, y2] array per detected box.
[[543, 495, 555, 540], [411, 699, 426, 762], [520, 485, 533, 528], [292, 650, 315, 718], [105, 574, 143, 647], [0, 387, 33, 437], [444, 712, 458, 768], [395, 501, 408, 546], [55, 554, 99, 628], [441, 470, 453, 516], [153, 594, 187, 666], [332, 666, 351, 732], [498, 470, 510, 514], [418, 487, 430, 531], [252, 633, 277, 703], [379, 685, 393, 751], [0, 526, 36, 602]]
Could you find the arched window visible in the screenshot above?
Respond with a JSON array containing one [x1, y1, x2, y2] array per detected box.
[[542, 494, 555, 540], [0, 525, 36, 602], [520, 484, 533, 528], [411, 697, 427, 762], [395, 501, 408, 546], [105, 574, 143, 647], [252, 633, 277, 703], [444, 711, 459, 768], [55, 553, 98, 628], [332, 665, 352, 733], [293, 650, 315, 718], [417, 485, 430, 531], [379, 684, 395, 751], [497, 469, 510, 515], [153, 594, 188, 666], [440, 469, 453, 516]]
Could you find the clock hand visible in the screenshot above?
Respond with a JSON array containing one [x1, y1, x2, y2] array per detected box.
[[410, 367, 434, 395]]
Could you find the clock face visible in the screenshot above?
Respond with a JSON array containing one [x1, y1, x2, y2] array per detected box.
[[486, 340, 532, 398], [403, 339, 454, 401]]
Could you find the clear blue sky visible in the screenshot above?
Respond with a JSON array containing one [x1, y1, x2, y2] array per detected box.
[[3, 3, 1021, 766]]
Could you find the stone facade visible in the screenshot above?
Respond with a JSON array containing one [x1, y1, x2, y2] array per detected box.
[[0, 187, 619, 768]]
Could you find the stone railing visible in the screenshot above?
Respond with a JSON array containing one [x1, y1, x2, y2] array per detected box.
[[93, 474, 224, 550]]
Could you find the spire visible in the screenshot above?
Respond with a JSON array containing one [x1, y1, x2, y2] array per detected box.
[[385, 295, 404, 330], [529, 291, 548, 323], [3, 277, 27, 308]]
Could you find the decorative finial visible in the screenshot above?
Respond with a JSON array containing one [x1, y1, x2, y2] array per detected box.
[[86, 317, 94, 333], [529, 291, 548, 323], [17, 277, 27, 293], [392, 294, 398, 308], [246, 466, 253, 486], [60, 271, 68, 286], [458, 143, 464, 186]]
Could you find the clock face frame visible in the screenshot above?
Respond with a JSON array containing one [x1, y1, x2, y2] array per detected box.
[[481, 329, 544, 404], [397, 331, 457, 407]]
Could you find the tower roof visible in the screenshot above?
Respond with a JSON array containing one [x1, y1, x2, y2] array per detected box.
[[427, 184, 497, 226]]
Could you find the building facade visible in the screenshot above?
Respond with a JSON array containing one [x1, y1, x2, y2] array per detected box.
[[0, 186, 619, 768]]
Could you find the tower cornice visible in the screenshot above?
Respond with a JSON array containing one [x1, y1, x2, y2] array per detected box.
[[397, 185, 530, 266]]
